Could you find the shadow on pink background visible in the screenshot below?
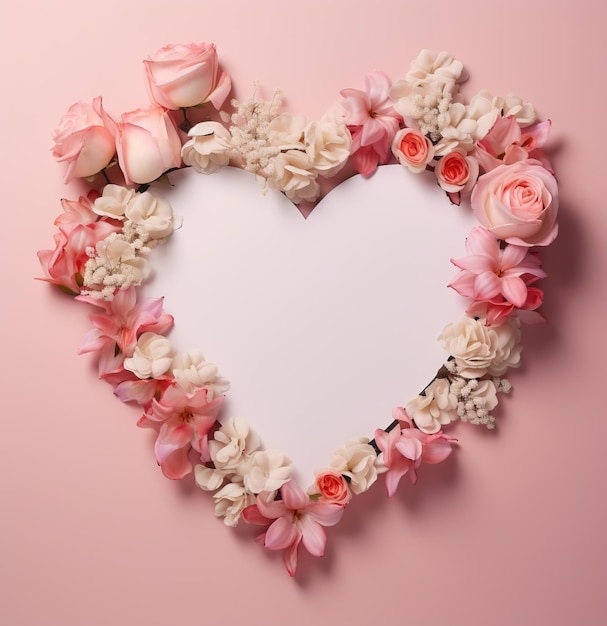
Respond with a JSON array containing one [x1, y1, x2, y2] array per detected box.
[[2, 1, 605, 624]]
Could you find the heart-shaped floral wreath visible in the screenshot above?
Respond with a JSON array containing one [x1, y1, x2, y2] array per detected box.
[[38, 43, 558, 576]]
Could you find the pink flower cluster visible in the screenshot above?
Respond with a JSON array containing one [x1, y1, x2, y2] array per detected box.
[[52, 43, 232, 186]]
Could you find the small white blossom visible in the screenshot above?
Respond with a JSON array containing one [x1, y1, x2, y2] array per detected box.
[[406, 378, 458, 434], [123, 332, 175, 379], [172, 350, 230, 399], [243, 449, 292, 494], [329, 438, 379, 495], [181, 121, 232, 174]]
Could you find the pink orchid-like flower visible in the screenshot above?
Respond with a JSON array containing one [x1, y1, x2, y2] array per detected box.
[[52, 192, 101, 233], [374, 407, 456, 497], [37, 217, 120, 294], [138, 384, 224, 479], [466, 284, 545, 326], [340, 70, 402, 176], [473, 116, 552, 174], [77, 288, 174, 358], [449, 226, 546, 309], [242, 480, 345, 576]]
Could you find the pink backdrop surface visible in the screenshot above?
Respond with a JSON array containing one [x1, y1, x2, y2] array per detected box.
[[2, 1, 606, 624]]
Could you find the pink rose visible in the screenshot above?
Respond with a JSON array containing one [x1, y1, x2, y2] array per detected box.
[[435, 149, 479, 195], [391, 128, 434, 173], [116, 105, 182, 185], [313, 470, 352, 506], [471, 160, 558, 246], [143, 42, 231, 110], [52, 97, 116, 183]]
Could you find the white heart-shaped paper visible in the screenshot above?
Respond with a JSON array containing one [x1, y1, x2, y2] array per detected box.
[[144, 165, 477, 482]]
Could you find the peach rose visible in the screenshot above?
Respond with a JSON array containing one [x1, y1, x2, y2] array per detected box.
[[392, 128, 435, 173], [313, 470, 352, 505], [143, 42, 231, 110], [52, 97, 116, 183], [471, 160, 558, 246], [116, 105, 182, 185], [435, 149, 479, 195]]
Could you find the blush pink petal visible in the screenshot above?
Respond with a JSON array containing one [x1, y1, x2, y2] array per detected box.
[[299, 516, 327, 557], [264, 516, 300, 551], [500, 275, 528, 307]]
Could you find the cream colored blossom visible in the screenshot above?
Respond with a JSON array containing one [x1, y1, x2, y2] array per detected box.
[[213, 481, 256, 527], [194, 465, 227, 491], [124, 191, 173, 239], [304, 118, 351, 176], [243, 449, 292, 494], [406, 49, 468, 86], [181, 121, 232, 174], [123, 332, 175, 378], [438, 316, 521, 378], [172, 350, 230, 398], [93, 184, 136, 219], [267, 113, 306, 148], [406, 378, 458, 434], [329, 438, 378, 495], [209, 417, 261, 471], [269, 150, 320, 204]]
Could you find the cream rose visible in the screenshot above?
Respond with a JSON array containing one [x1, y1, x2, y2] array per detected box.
[[471, 161, 558, 246], [269, 150, 320, 204], [329, 438, 378, 495], [143, 42, 231, 110], [124, 191, 173, 239], [52, 97, 116, 183], [438, 316, 521, 378], [92, 185, 136, 220], [181, 121, 232, 174], [123, 332, 175, 379], [392, 128, 435, 173], [171, 350, 230, 398], [243, 449, 292, 494], [213, 482, 256, 527], [209, 417, 261, 471], [406, 378, 458, 434], [304, 118, 351, 177]]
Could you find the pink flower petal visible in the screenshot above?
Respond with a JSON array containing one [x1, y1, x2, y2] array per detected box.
[[264, 516, 300, 551], [500, 275, 528, 307], [299, 516, 327, 558]]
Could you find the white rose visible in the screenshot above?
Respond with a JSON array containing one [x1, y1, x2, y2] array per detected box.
[[243, 449, 292, 494], [213, 482, 256, 527], [172, 350, 230, 398], [267, 113, 306, 148], [329, 438, 378, 495], [181, 122, 232, 174], [123, 332, 175, 378], [269, 150, 320, 204], [406, 49, 468, 86], [438, 316, 521, 378], [93, 184, 137, 219], [124, 191, 173, 239], [304, 118, 351, 177], [406, 378, 458, 434], [209, 417, 261, 471]]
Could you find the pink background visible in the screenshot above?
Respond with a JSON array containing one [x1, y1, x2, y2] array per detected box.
[[2, 0, 605, 624]]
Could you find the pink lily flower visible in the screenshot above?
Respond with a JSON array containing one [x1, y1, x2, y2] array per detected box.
[[449, 226, 546, 308], [77, 287, 174, 358], [374, 408, 456, 497], [139, 384, 224, 479], [242, 480, 345, 576], [466, 284, 545, 326], [473, 116, 552, 173], [340, 70, 402, 176]]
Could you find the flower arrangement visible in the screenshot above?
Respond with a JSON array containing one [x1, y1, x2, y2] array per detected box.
[[38, 43, 558, 576]]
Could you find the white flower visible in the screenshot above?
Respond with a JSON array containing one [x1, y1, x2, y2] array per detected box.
[[124, 191, 173, 239], [123, 332, 175, 379], [243, 449, 292, 494], [438, 316, 522, 379], [194, 465, 227, 491], [209, 417, 261, 471], [304, 117, 351, 177], [329, 438, 378, 495], [181, 121, 232, 174], [171, 350, 230, 398], [269, 150, 320, 204], [472, 90, 536, 127], [93, 184, 136, 219], [267, 113, 306, 148], [213, 481, 256, 527], [406, 49, 468, 86], [406, 378, 458, 434]]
